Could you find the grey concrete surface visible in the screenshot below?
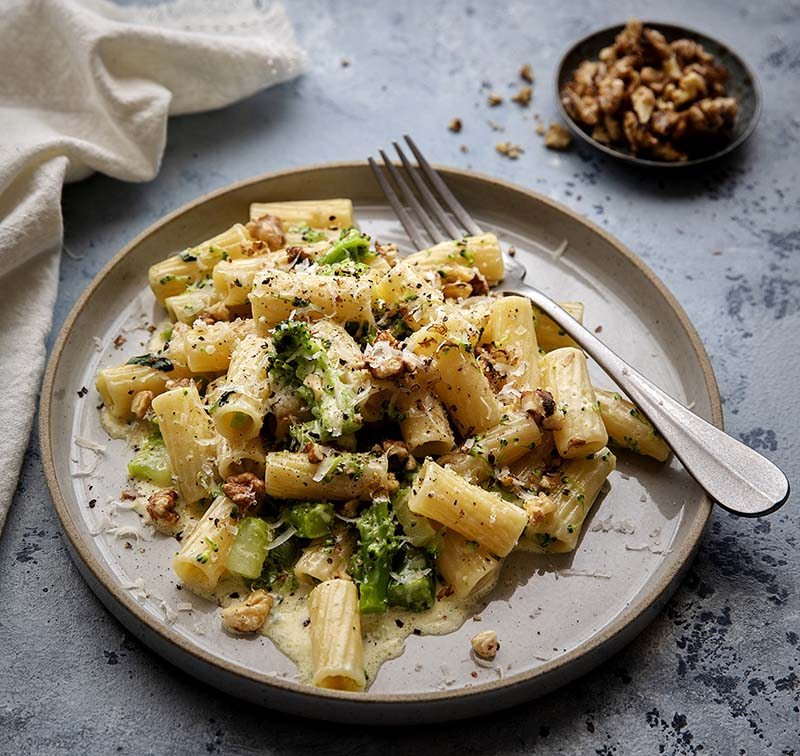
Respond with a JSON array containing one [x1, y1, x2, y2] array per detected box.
[[2, 0, 798, 753]]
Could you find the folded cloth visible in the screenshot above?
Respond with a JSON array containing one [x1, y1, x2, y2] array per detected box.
[[0, 0, 305, 532]]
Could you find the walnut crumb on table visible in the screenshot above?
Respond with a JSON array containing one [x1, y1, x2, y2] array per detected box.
[[448, 117, 462, 133], [472, 629, 499, 659], [496, 141, 523, 159], [487, 92, 503, 106], [511, 85, 532, 106], [545, 123, 573, 150], [520, 63, 534, 83]]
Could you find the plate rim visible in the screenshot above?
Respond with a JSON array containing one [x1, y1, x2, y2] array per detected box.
[[39, 161, 722, 711], [554, 20, 763, 168]]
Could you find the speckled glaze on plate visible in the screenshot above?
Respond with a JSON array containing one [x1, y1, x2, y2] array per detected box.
[[40, 163, 720, 724], [556, 21, 762, 168]]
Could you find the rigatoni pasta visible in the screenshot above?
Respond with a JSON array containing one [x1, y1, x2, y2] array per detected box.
[[95, 196, 667, 693]]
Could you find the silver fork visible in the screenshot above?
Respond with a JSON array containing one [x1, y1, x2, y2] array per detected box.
[[369, 135, 789, 517]]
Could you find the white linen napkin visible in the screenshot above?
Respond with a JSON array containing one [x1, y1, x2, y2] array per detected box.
[[0, 0, 305, 531]]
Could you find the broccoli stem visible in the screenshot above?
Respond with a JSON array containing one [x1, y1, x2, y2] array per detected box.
[[225, 517, 272, 579], [282, 501, 335, 539], [355, 498, 398, 614], [127, 433, 172, 487], [388, 544, 435, 612]]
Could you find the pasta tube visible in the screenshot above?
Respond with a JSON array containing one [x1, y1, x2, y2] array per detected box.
[[96, 364, 171, 420], [407, 460, 528, 557], [595, 388, 670, 461], [533, 302, 584, 352], [540, 347, 607, 459], [216, 435, 266, 480], [166, 319, 255, 374], [250, 199, 354, 230], [427, 339, 502, 436], [396, 386, 455, 457], [372, 264, 477, 343], [436, 530, 502, 598], [212, 334, 272, 441], [524, 447, 616, 552], [249, 269, 374, 331], [439, 411, 541, 483], [308, 579, 366, 690], [151, 385, 218, 503], [404, 234, 504, 284], [164, 286, 220, 325], [482, 296, 540, 395], [294, 525, 355, 584], [173, 495, 238, 592], [148, 224, 254, 302], [264, 452, 394, 500]]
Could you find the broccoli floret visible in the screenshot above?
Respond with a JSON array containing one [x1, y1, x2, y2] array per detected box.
[[316, 228, 375, 266], [352, 498, 401, 613], [270, 320, 363, 446], [388, 544, 435, 612]]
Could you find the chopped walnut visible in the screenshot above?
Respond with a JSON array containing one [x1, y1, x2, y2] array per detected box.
[[476, 344, 510, 392], [146, 489, 179, 532], [495, 141, 523, 159], [519, 63, 534, 83], [198, 301, 231, 324], [535, 122, 546, 136], [448, 117, 463, 133], [245, 214, 285, 251], [382, 439, 410, 463], [471, 629, 499, 659], [339, 499, 361, 519], [165, 377, 192, 390], [374, 240, 399, 267], [631, 85, 656, 124], [487, 93, 503, 107], [222, 472, 265, 512], [221, 590, 273, 633], [120, 488, 138, 501], [523, 493, 556, 525], [304, 442, 327, 463], [545, 123, 573, 150], [521, 389, 557, 426], [511, 85, 532, 106], [597, 77, 625, 114], [364, 331, 405, 379], [560, 18, 738, 161], [113, 334, 126, 349], [130, 390, 154, 419]]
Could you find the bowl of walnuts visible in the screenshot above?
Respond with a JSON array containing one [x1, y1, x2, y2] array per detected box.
[[556, 19, 761, 166]]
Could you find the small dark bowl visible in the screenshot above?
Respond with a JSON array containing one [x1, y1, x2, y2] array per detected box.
[[555, 21, 762, 168]]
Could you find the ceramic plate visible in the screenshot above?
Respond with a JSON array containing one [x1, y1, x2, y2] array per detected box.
[[41, 163, 720, 723]]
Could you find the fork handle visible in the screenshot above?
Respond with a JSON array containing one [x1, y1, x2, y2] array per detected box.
[[509, 282, 790, 517]]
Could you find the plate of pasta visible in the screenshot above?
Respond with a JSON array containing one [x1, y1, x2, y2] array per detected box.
[[41, 163, 720, 723]]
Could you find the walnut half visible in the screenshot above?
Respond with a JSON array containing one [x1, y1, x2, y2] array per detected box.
[[221, 590, 273, 633]]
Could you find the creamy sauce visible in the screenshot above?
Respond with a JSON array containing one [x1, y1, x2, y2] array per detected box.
[[263, 582, 487, 687]]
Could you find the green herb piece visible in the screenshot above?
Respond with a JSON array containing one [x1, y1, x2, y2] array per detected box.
[[126, 354, 174, 372]]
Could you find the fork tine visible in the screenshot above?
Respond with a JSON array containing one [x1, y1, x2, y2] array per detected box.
[[393, 142, 461, 239], [368, 157, 428, 251], [378, 150, 444, 245], [403, 135, 484, 236]]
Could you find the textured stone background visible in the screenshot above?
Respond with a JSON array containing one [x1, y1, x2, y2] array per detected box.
[[1, 0, 798, 753]]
